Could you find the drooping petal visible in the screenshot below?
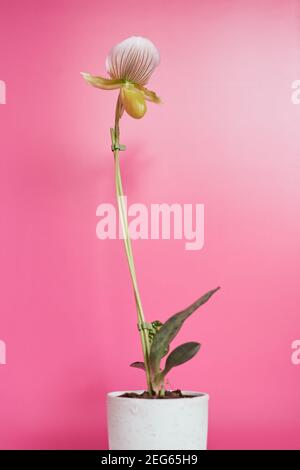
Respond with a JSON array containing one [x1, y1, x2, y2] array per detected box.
[[105, 36, 160, 86], [135, 84, 161, 103], [81, 72, 124, 90], [120, 86, 147, 119]]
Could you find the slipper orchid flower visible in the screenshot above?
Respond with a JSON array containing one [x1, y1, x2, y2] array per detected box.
[[81, 36, 161, 119]]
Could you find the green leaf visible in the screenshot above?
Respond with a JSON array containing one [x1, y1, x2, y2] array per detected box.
[[148, 320, 163, 344], [153, 342, 201, 388], [130, 361, 145, 370], [163, 342, 201, 376], [149, 287, 220, 377]]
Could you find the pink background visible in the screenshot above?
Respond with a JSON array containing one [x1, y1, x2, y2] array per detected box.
[[0, 0, 300, 450]]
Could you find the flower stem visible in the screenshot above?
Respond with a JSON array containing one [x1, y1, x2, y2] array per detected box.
[[111, 94, 153, 394]]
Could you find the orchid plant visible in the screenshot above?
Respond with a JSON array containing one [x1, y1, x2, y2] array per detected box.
[[82, 36, 219, 396]]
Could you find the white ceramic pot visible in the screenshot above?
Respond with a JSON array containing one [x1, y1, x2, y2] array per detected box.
[[107, 390, 209, 450]]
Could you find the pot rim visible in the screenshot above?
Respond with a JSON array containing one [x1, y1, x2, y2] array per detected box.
[[107, 390, 209, 401]]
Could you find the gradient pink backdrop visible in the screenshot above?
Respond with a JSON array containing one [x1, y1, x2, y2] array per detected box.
[[0, 0, 300, 450]]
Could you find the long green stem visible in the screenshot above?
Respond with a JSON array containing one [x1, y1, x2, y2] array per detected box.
[[111, 94, 153, 393]]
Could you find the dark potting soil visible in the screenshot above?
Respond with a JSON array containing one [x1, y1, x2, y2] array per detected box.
[[120, 390, 203, 399]]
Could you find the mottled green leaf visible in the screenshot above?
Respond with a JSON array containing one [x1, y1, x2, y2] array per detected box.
[[148, 320, 163, 344], [163, 342, 201, 376], [149, 287, 220, 377], [130, 361, 145, 370]]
